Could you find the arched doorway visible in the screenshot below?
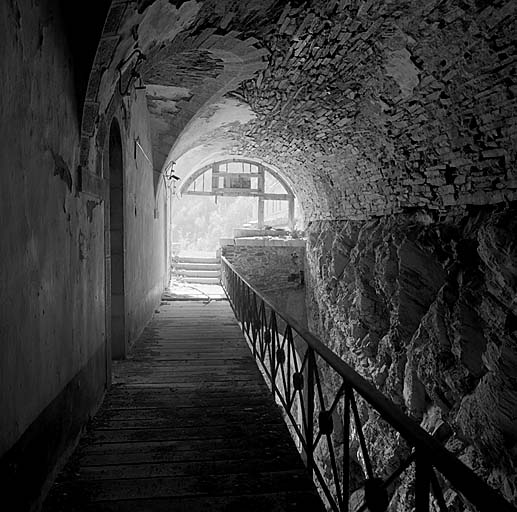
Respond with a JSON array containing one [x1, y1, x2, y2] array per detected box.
[[108, 118, 126, 360]]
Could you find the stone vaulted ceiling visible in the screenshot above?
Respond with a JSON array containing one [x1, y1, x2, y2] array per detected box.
[[83, 0, 517, 221]]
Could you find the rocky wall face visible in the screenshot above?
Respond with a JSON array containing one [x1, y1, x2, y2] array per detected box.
[[305, 205, 517, 507]]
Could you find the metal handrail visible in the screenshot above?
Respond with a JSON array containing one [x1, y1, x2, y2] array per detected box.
[[220, 256, 517, 512]]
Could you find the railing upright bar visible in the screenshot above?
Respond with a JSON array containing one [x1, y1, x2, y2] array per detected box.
[[327, 431, 343, 511], [305, 347, 315, 481], [261, 303, 268, 362], [430, 469, 449, 512], [287, 327, 292, 409], [342, 385, 350, 512], [270, 311, 277, 399], [415, 450, 431, 511], [349, 389, 374, 480]]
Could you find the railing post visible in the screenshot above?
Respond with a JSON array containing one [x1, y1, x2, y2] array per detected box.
[[270, 311, 277, 398], [342, 384, 351, 512], [303, 347, 315, 480], [415, 449, 431, 511]]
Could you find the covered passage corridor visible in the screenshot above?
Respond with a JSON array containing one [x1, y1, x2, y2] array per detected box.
[[43, 299, 324, 511], [2, 2, 517, 511]]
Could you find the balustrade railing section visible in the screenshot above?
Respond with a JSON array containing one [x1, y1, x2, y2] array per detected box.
[[221, 256, 516, 512]]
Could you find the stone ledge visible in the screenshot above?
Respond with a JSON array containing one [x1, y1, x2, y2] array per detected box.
[[235, 237, 265, 246], [222, 236, 306, 248]]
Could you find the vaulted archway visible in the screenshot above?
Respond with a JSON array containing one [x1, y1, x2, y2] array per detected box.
[[2, 2, 517, 510], [179, 158, 297, 230]]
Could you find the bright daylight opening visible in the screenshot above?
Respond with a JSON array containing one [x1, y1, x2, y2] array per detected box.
[[166, 159, 302, 299]]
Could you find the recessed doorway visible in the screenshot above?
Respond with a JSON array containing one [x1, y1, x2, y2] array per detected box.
[[108, 118, 126, 360]]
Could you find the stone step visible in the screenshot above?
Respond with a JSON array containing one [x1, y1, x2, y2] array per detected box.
[[174, 262, 221, 271], [176, 256, 220, 264], [176, 269, 221, 278], [182, 276, 221, 284]]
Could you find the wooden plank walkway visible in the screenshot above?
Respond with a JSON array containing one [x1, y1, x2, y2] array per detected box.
[[43, 299, 325, 511]]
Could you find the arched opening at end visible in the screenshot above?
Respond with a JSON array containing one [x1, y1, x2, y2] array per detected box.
[[173, 159, 301, 254], [108, 118, 126, 360]]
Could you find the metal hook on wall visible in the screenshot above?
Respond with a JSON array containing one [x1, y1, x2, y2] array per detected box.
[[164, 161, 180, 183], [117, 48, 146, 97]]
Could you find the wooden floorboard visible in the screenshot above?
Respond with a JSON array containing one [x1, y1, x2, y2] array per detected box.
[[78, 492, 325, 512], [43, 299, 325, 512]]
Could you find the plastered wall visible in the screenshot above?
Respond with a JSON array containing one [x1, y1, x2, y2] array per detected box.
[[0, 0, 106, 457], [0, 1, 167, 507]]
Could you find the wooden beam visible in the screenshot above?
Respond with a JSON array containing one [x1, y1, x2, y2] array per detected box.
[[183, 190, 293, 200], [258, 166, 265, 193], [212, 172, 261, 179], [208, 158, 259, 169], [179, 158, 298, 201], [213, 187, 260, 194]]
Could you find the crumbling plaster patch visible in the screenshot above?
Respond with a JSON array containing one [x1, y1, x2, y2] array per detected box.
[[167, 97, 257, 167], [137, 0, 201, 52], [384, 47, 420, 99]]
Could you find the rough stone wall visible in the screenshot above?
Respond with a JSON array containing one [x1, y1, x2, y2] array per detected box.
[[305, 205, 517, 507], [222, 240, 305, 292], [232, 0, 517, 221], [222, 239, 307, 324], [77, 0, 517, 222]]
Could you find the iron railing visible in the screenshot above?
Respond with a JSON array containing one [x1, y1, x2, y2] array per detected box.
[[221, 256, 517, 512]]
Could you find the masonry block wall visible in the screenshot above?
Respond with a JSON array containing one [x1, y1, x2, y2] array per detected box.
[[222, 238, 307, 327], [231, 0, 517, 221], [88, 0, 517, 221], [222, 239, 305, 292]]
